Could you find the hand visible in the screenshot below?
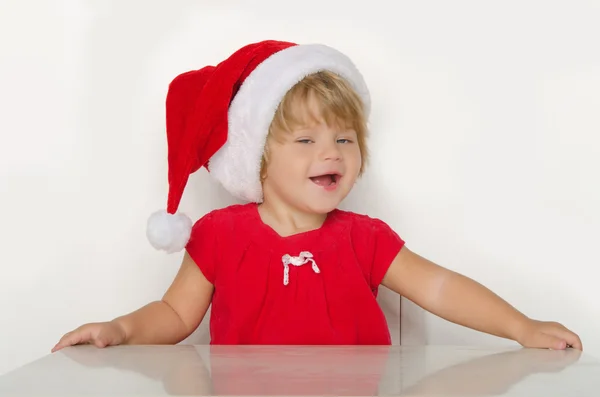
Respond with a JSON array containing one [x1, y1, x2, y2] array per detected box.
[[516, 319, 582, 350], [51, 321, 127, 353]]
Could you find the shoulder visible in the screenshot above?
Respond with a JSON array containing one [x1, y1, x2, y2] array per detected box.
[[331, 208, 395, 233], [204, 202, 255, 218], [193, 203, 255, 225], [332, 208, 405, 253], [188, 203, 256, 239], [333, 209, 405, 288]]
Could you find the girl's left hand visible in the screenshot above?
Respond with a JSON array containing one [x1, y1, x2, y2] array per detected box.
[[517, 319, 583, 350]]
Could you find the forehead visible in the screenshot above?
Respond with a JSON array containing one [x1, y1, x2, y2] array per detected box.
[[286, 92, 355, 131]]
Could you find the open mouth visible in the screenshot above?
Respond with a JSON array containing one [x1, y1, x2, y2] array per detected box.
[[309, 173, 342, 188]]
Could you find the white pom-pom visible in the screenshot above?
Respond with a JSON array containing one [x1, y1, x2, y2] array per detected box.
[[146, 210, 193, 253]]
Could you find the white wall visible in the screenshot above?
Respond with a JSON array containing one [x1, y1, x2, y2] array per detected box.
[[1, 0, 599, 376]]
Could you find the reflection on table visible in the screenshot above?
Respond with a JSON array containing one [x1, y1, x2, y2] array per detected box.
[[0, 344, 598, 396]]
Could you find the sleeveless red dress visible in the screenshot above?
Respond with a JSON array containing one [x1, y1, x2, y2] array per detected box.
[[185, 203, 405, 345]]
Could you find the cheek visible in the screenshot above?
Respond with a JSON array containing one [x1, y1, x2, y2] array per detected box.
[[344, 146, 362, 166], [269, 149, 308, 181]]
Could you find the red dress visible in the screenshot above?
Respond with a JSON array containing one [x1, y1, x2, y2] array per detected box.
[[185, 203, 405, 345]]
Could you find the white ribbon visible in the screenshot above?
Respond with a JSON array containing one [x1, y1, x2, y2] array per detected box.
[[281, 251, 320, 285]]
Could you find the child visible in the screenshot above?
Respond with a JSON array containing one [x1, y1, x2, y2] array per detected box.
[[52, 40, 582, 352]]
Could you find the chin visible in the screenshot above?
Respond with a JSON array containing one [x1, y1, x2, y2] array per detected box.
[[307, 203, 338, 214], [304, 195, 346, 214]]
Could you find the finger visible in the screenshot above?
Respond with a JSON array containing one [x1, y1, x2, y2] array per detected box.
[[51, 331, 74, 352], [552, 328, 583, 351], [529, 333, 567, 350], [52, 337, 78, 353], [542, 323, 580, 349], [52, 329, 90, 352]]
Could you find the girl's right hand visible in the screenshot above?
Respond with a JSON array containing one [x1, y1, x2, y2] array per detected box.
[[51, 321, 127, 352]]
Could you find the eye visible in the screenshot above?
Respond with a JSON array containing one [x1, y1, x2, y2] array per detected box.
[[337, 138, 353, 144], [296, 139, 313, 144]]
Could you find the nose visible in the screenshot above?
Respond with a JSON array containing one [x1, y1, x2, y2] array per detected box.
[[319, 140, 342, 161]]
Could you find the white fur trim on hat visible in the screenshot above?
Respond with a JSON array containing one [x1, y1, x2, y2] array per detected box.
[[208, 44, 371, 203], [146, 210, 193, 253]]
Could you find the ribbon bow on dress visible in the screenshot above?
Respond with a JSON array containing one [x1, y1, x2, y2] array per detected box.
[[281, 251, 320, 285]]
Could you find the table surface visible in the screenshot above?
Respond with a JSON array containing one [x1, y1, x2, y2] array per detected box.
[[0, 344, 598, 396]]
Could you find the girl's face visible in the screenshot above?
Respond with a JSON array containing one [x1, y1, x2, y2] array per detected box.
[[261, 100, 362, 215]]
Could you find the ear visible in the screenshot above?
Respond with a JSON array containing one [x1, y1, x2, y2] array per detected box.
[[260, 154, 268, 182]]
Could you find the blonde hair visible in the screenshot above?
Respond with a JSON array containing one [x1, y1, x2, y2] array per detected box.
[[260, 70, 369, 181]]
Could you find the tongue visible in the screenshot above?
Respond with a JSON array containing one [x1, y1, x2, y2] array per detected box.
[[311, 175, 334, 186]]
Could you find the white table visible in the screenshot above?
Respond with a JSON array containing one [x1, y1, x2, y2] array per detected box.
[[0, 344, 598, 396]]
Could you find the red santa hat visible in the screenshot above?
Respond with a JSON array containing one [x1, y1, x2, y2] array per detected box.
[[146, 40, 371, 253]]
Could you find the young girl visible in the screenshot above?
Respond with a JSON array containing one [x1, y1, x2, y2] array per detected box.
[[52, 40, 582, 352]]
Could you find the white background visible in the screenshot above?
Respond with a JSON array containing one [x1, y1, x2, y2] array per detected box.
[[1, 0, 599, 376]]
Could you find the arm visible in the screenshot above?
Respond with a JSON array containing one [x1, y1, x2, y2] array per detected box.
[[52, 251, 213, 351], [382, 247, 582, 349], [114, 251, 214, 345]]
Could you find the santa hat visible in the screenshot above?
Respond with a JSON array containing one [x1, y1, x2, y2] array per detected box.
[[146, 40, 371, 253]]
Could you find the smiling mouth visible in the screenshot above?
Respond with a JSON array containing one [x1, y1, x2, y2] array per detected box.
[[309, 173, 342, 187]]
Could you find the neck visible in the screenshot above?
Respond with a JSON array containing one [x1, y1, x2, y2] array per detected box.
[[258, 198, 328, 237]]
